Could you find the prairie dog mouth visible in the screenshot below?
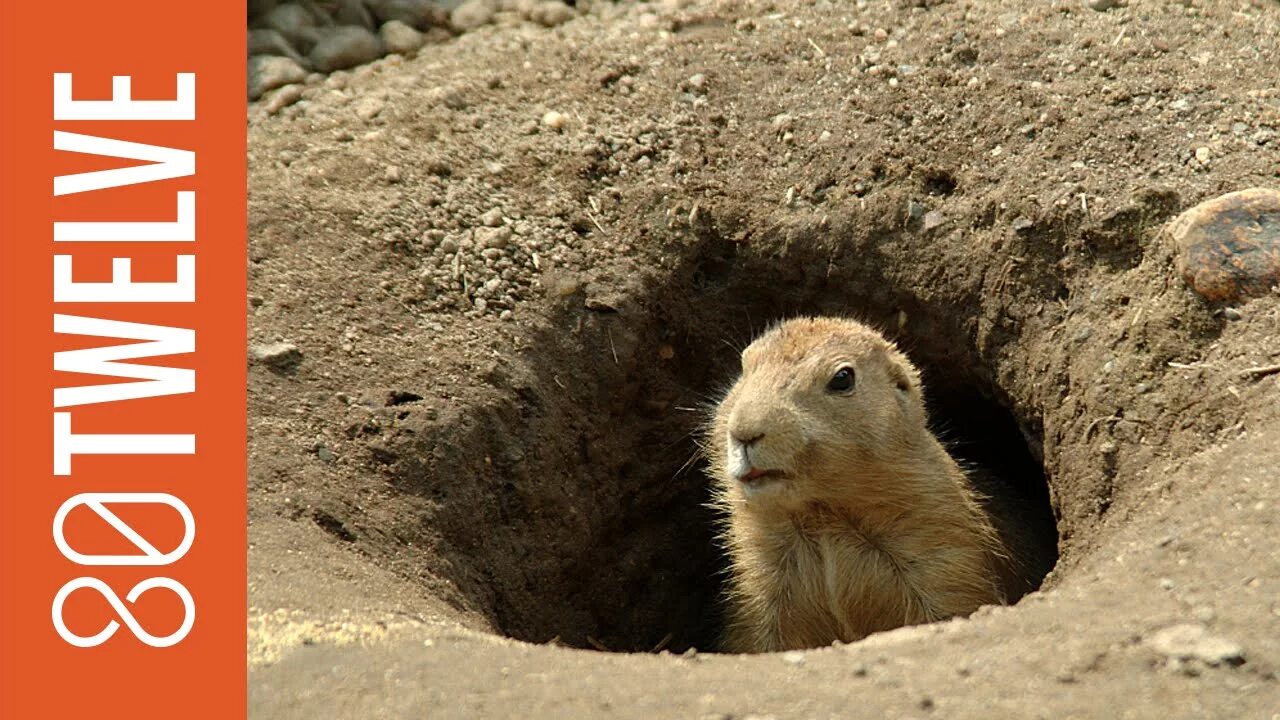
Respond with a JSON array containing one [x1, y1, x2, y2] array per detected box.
[[736, 468, 788, 495], [738, 467, 785, 483]]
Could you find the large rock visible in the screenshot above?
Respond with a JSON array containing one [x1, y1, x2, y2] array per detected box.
[[450, 0, 496, 31], [248, 55, 308, 100], [380, 20, 426, 55], [332, 0, 376, 30], [247, 28, 309, 68], [367, 0, 450, 30], [248, 0, 280, 20], [260, 2, 328, 54], [1169, 188, 1280, 303], [309, 26, 385, 73]]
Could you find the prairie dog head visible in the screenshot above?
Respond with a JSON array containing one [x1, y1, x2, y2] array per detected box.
[[709, 317, 929, 511]]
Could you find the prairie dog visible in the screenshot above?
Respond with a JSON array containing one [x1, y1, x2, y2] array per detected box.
[[707, 317, 1010, 653]]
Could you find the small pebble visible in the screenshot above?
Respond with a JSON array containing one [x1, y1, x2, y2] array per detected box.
[[781, 651, 806, 667], [542, 110, 569, 130], [529, 1, 576, 27], [250, 342, 303, 372], [264, 84, 305, 114], [354, 95, 386, 121], [476, 226, 512, 249], [1147, 624, 1245, 667], [248, 55, 308, 100]]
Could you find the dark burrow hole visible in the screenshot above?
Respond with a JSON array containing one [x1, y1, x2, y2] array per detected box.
[[395, 236, 1060, 655]]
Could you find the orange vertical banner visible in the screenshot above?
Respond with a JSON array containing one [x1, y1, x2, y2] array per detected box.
[[0, 2, 246, 718]]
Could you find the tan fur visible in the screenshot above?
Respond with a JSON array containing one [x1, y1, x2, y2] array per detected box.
[[706, 317, 1009, 653]]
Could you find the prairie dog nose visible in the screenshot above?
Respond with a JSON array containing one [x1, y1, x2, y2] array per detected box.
[[728, 400, 771, 448]]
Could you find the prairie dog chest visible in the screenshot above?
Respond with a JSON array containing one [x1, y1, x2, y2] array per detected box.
[[769, 520, 914, 642]]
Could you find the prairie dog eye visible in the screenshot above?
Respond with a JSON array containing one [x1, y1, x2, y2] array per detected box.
[[826, 366, 855, 394]]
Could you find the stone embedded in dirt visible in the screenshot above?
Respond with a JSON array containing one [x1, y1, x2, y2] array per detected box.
[[1086, 0, 1121, 10], [923, 210, 947, 231], [380, 20, 426, 55], [451, 0, 496, 31], [541, 110, 568, 130], [781, 651, 805, 667], [353, 95, 387, 121], [476, 226, 512, 249], [1146, 624, 1245, 667], [250, 341, 303, 372], [1169, 188, 1280, 303], [249, 55, 309, 100], [541, 271, 581, 298], [310, 26, 385, 73], [264, 84, 305, 115], [479, 208, 503, 227], [1012, 216, 1034, 233], [248, 28, 310, 68], [529, 1, 577, 27]]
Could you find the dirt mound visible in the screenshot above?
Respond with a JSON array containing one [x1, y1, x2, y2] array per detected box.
[[246, 0, 1280, 715]]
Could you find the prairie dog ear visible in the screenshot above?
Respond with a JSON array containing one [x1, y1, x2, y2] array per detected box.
[[884, 350, 920, 395]]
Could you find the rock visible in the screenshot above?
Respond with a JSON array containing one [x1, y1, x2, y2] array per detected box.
[[781, 651, 806, 667], [309, 26, 384, 72], [1086, 0, 1120, 9], [450, 0, 496, 30], [248, 0, 280, 19], [1169, 188, 1280, 303], [248, 55, 308, 100], [541, 110, 568, 130], [906, 200, 925, 222], [1012, 216, 1034, 233], [247, 28, 309, 68], [529, 1, 576, 26], [261, 2, 327, 54], [380, 20, 426, 54], [476, 226, 511, 249], [250, 342, 303, 372], [923, 210, 947, 231], [264, 84, 305, 114], [1194, 146, 1212, 166], [367, 0, 449, 29], [353, 95, 386, 120], [1147, 624, 1245, 667], [332, 0, 376, 30], [479, 208, 503, 227]]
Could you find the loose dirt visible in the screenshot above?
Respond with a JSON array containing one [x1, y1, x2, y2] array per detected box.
[[246, 0, 1280, 716]]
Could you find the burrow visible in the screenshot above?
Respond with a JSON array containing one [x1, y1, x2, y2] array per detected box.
[[361, 211, 1070, 654]]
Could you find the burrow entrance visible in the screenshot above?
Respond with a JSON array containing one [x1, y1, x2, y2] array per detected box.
[[385, 230, 1060, 653]]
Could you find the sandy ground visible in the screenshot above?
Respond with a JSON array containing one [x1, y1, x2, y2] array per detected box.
[[245, 0, 1280, 716]]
